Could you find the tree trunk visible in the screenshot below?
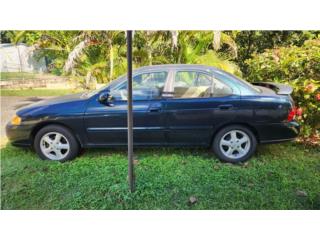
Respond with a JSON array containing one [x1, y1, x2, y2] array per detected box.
[[85, 71, 92, 89], [146, 31, 153, 65], [109, 43, 114, 80], [147, 44, 152, 65], [171, 30, 179, 52], [213, 31, 221, 51], [177, 50, 182, 64]]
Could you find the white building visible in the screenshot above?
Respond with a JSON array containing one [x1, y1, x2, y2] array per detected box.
[[0, 43, 47, 73]]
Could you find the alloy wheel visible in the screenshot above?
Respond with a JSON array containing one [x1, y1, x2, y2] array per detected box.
[[219, 130, 251, 160], [40, 132, 70, 161]]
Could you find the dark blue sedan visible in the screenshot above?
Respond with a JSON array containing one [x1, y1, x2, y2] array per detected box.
[[6, 64, 300, 163]]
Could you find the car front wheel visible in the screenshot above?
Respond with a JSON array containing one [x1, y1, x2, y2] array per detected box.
[[212, 125, 257, 163], [34, 125, 80, 162]]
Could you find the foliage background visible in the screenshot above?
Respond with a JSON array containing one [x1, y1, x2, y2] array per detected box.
[[1, 30, 320, 141]]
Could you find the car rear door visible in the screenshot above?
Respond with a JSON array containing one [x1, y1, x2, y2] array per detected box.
[[84, 71, 170, 146], [163, 69, 240, 146]]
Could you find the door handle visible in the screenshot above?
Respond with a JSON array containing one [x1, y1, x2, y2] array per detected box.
[[218, 104, 233, 110], [149, 106, 161, 112], [149, 103, 162, 112]]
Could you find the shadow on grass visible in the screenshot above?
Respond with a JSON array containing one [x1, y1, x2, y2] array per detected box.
[[1, 141, 296, 164]]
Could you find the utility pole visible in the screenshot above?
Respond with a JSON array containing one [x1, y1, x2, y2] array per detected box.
[[126, 30, 135, 192]]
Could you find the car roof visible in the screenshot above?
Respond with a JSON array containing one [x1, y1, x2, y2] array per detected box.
[[134, 64, 218, 73], [108, 64, 260, 95], [132, 64, 261, 95]]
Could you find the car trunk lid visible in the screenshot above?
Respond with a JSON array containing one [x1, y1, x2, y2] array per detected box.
[[252, 82, 293, 95], [252, 82, 297, 121]]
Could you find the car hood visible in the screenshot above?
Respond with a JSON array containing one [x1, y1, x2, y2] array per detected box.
[[17, 92, 89, 117], [29, 93, 88, 107]]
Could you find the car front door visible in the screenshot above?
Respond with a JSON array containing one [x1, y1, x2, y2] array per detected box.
[[163, 69, 240, 146], [84, 71, 170, 146]]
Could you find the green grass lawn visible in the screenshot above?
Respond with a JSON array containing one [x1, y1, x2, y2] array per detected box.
[[0, 72, 37, 81], [0, 88, 80, 97], [1, 143, 319, 210]]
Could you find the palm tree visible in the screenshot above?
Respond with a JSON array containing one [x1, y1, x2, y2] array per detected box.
[[194, 50, 241, 76], [145, 31, 154, 65], [213, 31, 221, 51], [174, 31, 211, 63], [33, 31, 80, 75], [63, 38, 90, 73], [103, 31, 123, 80], [31, 30, 243, 89], [133, 31, 167, 66], [171, 30, 179, 52], [212, 31, 238, 58], [170, 31, 240, 75], [63, 31, 123, 84]]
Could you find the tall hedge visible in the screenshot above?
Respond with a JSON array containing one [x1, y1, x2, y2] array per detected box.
[[246, 39, 320, 139]]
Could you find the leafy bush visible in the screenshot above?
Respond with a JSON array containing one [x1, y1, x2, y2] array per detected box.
[[246, 39, 320, 141]]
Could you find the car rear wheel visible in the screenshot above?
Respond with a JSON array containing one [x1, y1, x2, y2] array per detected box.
[[34, 125, 80, 162], [212, 125, 257, 163]]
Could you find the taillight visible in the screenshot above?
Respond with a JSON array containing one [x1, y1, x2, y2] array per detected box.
[[287, 108, 296, 122]]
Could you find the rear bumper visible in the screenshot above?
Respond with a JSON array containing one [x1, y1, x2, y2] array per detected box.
[[254, 121, 300, 144], [6, 123, 32, 147]]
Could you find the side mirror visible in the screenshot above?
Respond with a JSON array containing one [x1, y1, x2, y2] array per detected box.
[[98, 92, 114, 106]]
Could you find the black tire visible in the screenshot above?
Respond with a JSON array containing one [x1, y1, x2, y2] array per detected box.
[[212, 125, 257, 163], [34, 124, 80, 162]]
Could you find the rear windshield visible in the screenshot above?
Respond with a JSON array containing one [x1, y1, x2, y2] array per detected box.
[[233, 76, 261, 93]]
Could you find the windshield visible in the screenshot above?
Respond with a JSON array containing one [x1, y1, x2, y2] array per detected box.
[[235, 76, 261, 92], [81, 75, 126, 98], [234, 76, 261, 93], [81, 88, 101, 98]]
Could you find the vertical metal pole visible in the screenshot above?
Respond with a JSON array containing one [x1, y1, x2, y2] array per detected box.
[[126, 30, 135, 192]]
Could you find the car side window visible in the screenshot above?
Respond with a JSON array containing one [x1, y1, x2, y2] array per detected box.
[[113, 71, 167, 100], [173, 71, 233, 99]]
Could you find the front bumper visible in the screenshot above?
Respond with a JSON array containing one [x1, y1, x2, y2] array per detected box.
[[254, 121, 300, 144], [5, 122, 32, 147]]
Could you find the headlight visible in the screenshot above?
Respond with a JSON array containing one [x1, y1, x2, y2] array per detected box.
[[11, 115, 21, 125]]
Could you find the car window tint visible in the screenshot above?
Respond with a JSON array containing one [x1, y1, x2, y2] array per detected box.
[[197, 73, 212, 86], [214, 70, 260, 94], [113, 71, 167, 100], [175, 71, 197, 87], [133, 72, 167, 89], [174, 71, 232, 98]]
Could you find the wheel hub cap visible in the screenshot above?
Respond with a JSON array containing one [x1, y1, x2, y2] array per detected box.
[[219, 130, 251, 159], [40, 132, 70, 161]]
